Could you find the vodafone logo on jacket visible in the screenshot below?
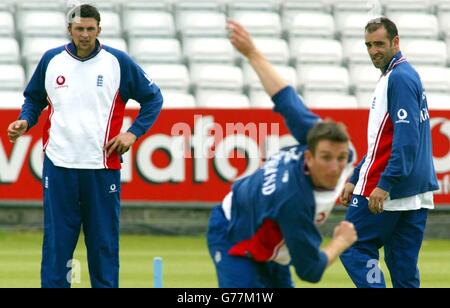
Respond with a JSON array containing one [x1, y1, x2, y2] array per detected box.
[[55, 75, 68, 89], [56, 75, 65, 85], [396, 109, 410, 124]]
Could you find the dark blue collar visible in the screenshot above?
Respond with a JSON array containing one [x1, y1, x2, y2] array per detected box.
[[65, 39, 102, 61], [382, 51, 404, 75]]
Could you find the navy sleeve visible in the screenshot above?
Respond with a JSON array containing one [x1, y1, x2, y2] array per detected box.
[[272, 86, 320, 145], [19, 53, 51, 129], [277, 195, 328, 283], [349, 155, 366, 185], [113, 49, 163, 138], [378, 71, 421, 192]]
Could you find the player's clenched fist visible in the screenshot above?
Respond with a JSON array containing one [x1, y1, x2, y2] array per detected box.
[[7, 120, 28, 143], [332, 221, 357, 248], [339, 182, 355, 207]]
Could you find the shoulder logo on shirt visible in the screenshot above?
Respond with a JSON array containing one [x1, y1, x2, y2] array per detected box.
[[395, 109, 410, 124], [55, 75, 68, 89], [97, 75, 104, 87]]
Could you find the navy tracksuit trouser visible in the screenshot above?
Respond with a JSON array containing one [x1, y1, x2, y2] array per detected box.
[[41, 155, 121, 288], [340, 195, 428, 288]]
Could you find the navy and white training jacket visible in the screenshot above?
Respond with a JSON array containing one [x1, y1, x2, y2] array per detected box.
[[223, 86, 355, 283], [19, 40, 163, 170], [350, 51, 439, 209]]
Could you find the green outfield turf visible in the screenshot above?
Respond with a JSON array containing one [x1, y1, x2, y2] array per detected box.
[[0, 231, 448, 288]]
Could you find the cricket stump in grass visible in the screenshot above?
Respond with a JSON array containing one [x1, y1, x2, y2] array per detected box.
[[153, 257, 163, 288]]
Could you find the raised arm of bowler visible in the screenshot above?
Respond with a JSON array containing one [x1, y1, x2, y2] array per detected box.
[[205, 20, 357, 288]]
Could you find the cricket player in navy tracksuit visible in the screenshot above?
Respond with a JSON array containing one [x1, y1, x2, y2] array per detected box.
[[7, 5, 163, 288], [339, 17, 439, 288], [206, 20, 358, 288]]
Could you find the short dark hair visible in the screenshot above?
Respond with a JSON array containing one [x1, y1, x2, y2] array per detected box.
[[365, 17, 398, 41], [67, 4, 101, 26], [307, 121, 349, 154]]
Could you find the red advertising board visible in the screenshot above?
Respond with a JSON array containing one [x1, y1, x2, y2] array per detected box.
[[1, 109, 449, 204]]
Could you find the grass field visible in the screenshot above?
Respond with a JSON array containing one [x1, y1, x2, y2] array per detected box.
[[0, 231, 449, 288]]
